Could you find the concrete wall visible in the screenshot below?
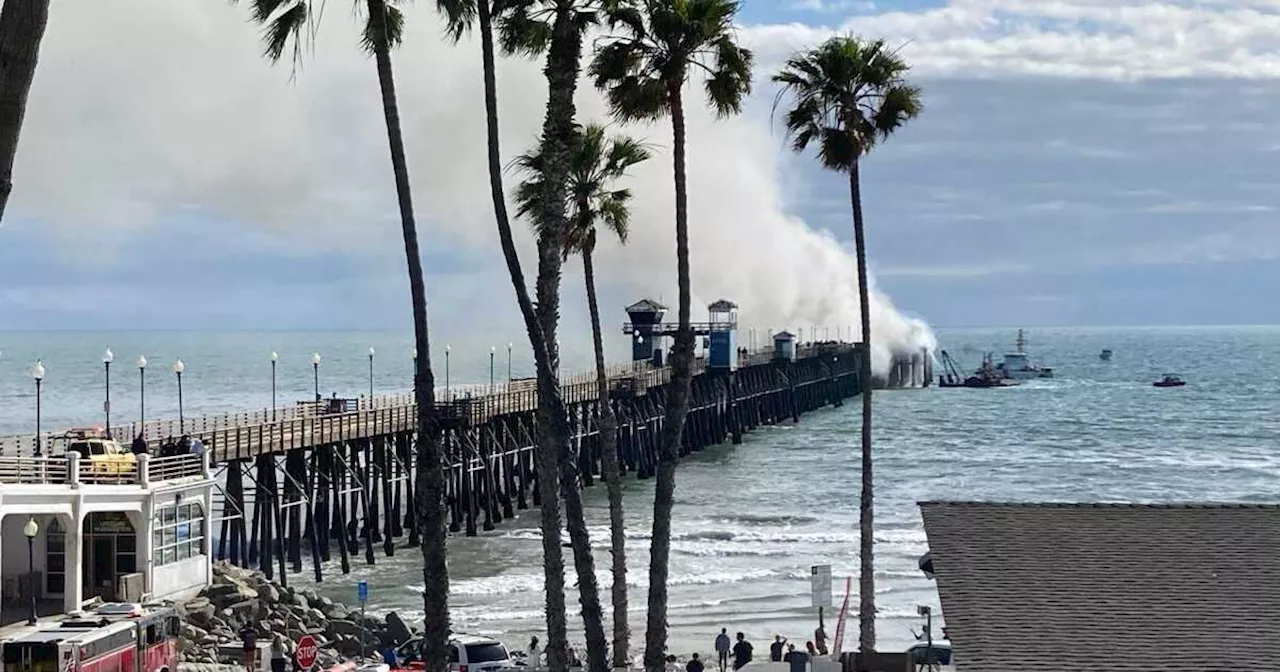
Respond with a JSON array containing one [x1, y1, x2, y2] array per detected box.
[[1, 513, 57, 578], [151, 553, 208, 600]]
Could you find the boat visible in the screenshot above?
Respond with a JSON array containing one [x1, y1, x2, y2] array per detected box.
[[1153, 374, 1186, 387], [1100, 349, 1113, 361], [996, 329, 1054, 380], [938, 351, 1022, 388]]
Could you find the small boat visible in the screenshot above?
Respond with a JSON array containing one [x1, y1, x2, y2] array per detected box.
[[938, 351, 1021, 388], [1153, 374, 1186, 388], [996, 329, 1054, 380], [1100, 349, 1113, 361]]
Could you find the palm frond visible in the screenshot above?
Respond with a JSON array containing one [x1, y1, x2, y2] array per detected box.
[[262, 2, 309, 63], [495, 3, 552, 57], [435, 0, 477, 42], [361, 1, 405, 54]]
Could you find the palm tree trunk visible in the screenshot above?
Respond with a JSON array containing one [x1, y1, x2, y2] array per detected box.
[[474, 2, 570, 670], [585, 246, 628, 669], [850, 160, 876, 653], [365, 2, 448, 670], [0, 0, 50, 224], [645, 81, 695, 672]]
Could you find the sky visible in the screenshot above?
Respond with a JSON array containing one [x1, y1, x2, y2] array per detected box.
[[1, 0, 1279, 348]]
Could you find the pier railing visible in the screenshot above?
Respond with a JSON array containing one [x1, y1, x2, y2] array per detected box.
[[0, 342, 861, 459]]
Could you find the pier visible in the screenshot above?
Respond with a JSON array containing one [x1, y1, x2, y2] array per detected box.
[[0, 302, 871, 588]]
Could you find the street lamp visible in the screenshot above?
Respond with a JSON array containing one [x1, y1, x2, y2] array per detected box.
[[368, 347, 376, 402], [173, 359, 185, 433], [23, 516, 38, 624], [489, 346, 496, 394], [270, 351, 279, 421], [103, 348, 114, 437], [137, 355, 148, 435], [311, 352, 321, 402], [445, 344, 451, 396], [507, 343, 513, 381], [32, 360, 44, 456]]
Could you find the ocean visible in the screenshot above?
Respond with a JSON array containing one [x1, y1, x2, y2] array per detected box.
[[1, 326, 1277, 658]]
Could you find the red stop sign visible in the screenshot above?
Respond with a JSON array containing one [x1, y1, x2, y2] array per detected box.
[[295, 635, 318, 671]]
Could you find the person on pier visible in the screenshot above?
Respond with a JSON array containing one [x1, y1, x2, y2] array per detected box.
[[131, 433, 148, 455]]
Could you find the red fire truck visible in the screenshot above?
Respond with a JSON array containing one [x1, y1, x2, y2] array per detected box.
[[1, 604, 179, 672]]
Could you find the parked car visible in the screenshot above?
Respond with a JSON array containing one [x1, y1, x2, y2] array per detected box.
[[61, 428, 136, 475], [395, 634, 512, 672]]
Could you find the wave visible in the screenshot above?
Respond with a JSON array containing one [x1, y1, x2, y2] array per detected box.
[[495, 526, 927, 548], [706, 514, 822, 526]]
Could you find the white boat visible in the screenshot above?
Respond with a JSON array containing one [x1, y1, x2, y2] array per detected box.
[[996, 329, 1054, 380]]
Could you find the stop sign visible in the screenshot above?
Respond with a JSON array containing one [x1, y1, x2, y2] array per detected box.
[[295, 635, 318, 671]]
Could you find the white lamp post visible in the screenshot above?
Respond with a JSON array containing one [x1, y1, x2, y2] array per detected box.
[[368, 347, 376, 402], [32, 360, 44, 456], [445, 344, 451, 396], [103, 348, 114, 437], [507, 343, 513, 381], [173, 359, 185, 433], [23, 516, 38, 624], [489, 346, 496, 394]]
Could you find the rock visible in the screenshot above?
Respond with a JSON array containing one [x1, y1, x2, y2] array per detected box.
[[260, 584, 281, 603], [385, 611, 414, 645], [328, 619, 363, 637]]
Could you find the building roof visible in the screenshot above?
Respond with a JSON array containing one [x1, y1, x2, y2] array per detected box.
[[918, 501, 1280, 672], [625, 298, 667, 314], [707, 299, 738, 311], [773, 331, 796, 340]]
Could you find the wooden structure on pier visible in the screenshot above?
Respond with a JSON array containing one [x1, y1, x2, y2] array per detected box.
[[0, 342, 862, 585]]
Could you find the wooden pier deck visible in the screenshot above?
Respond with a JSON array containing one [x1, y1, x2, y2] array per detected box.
[[0, 342, 864, 584]]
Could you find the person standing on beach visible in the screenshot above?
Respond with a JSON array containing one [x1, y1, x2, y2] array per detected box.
[[813, 625, 828, 656], [528, 636, 541, 671], [686, 653, 704, 672], [770, 635, 787, 662], [784, 644, 809, 672], [239, 625, 257, 672], [269, 635, 287, 672], [714, 629, 731, 672], [732, 633, 753, 671]]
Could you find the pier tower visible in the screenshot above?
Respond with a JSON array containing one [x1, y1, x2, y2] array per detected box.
[[706, 300, 739, 371], [773, 330, 797, 361], [624, 299, 667, 366]]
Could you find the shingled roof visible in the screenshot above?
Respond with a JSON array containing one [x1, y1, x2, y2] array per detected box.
[[918, 501, 1280, 672]]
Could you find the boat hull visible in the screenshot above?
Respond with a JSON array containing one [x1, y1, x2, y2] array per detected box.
[[1153, 381, 1186, 387]]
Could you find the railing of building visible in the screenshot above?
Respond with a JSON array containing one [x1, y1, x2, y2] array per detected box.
[[0, 452, 206, 486]]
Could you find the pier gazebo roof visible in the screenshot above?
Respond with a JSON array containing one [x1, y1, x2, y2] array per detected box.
[[918, 501, 1280, 672]]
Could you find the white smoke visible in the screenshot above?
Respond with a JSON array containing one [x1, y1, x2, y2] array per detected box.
[[12, 0, 934, 376]]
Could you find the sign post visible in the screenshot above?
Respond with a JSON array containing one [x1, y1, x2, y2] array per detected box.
[[295, 635, 318, 672], [811, 564, 832, 656], [358, 580, 369, 660]]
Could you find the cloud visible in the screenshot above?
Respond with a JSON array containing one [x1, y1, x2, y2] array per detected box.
[[788, 0, 878, 14]]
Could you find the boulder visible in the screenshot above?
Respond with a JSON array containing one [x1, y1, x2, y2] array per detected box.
[[328, 619, 363, 637]]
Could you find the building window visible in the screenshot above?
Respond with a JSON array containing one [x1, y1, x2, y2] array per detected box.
[[46, 517, 65, 595], [153, 501, 204, 566]]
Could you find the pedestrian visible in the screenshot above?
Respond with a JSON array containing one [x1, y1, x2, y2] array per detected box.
[[805, 642, 816, 658], [770, 635, 787, 662], [269, 635, 287, 672], [131, 433, 147, 455], [528, 636, 541, 671], [784, 644, 809, 672], [686, 653, 704, 672], [239, 625, 258, 672], [732, 633, 753, 671], [813, 625, 828, 656], [714, 629, 731, 672]]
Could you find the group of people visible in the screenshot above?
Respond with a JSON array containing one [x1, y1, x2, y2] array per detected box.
[[130, 432, 205, 457], [706, 625, 829, 672]]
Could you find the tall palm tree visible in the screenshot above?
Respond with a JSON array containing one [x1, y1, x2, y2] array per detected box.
[[434, 2, 606, 670], [0, 0, 50, 225], [590, 2, 752, 669], [772, 36, 921, 653], [236, 2, 451, 669], [515, 123, 650, 669]]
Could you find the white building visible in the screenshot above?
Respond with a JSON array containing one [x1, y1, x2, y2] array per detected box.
[[0, 452, 214, 625]]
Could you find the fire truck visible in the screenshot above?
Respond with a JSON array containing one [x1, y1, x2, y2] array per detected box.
[[1, 603, 180, 672]]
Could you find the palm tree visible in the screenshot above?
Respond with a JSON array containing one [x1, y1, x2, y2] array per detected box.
[[771, 36, 922, 653], [434, 2, 606, 670], [590, 2, 752, 669], [0, 0, 51, 225], [236, 2, 451, 669], [515, 123, 650, 669]]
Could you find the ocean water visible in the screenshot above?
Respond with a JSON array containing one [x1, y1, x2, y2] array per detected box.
[[1, 326, 1277, 658]]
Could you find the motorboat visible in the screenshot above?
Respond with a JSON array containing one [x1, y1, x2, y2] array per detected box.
[[1099, 349, 1113, 361], [1153, 374, 1186, 388], [938, 351, 1022, 389], [996, 329, 1054, 380]]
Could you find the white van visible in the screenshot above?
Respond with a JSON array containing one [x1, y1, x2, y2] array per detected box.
[[395, 634, 512, 672]]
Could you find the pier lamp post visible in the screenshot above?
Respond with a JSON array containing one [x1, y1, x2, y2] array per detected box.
[[23, 517, 38, 624], [137, 355, 148, 435], [173, 359, 185, 433], [32, 360, 44, 456], [445, 344, 451, 397], [270, 351, 278, 421], [103, 348, 114, 437], [311, 352, 321, 402], [368, 347, 376, 403], [489, 346, 496, 394], [507, 343, 512, 381]]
